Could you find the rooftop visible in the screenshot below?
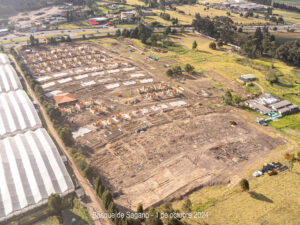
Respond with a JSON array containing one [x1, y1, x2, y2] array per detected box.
[[54, 93, 77, 105]]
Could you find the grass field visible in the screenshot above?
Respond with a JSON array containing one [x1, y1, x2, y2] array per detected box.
[[126, 0, 146, 6], [115, 24, 138, 28], [170, 163, 300, 225], [58, 21, 91, 30], [176, 4, 269, 25], [273, 9, 300, 25], [151, 7, 268, 25], [144, 15, 172, 26]]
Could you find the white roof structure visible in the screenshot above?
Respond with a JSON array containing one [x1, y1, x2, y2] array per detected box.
[[0, 54, 9, 65], [0, 128, 74, 221], [0, 90, 42, 138], [0, 64, 22, 93]]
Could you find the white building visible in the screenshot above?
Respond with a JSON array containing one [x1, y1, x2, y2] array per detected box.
[[0, 128, 75, 222], [121, 11, 137, 20], [0, 90, 42, 138], [0, 64, 23, 93], [0, 54, 10, 65]]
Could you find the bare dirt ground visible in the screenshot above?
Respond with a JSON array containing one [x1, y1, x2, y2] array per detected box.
[[84, 108, 283, 210], [21, 41, 285, 212]]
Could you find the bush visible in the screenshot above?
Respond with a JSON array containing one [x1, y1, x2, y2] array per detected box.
[[184, 64, 194, 73], [166, 68, 173, 77], [217, 39, 223, 48], [173, 65, 182, 75], [209, 42, 216, 50], [192, 40, 197, 49], [239, 179, 249, 191], [265, 69, 278, 84], [74, 155, 87, 171]]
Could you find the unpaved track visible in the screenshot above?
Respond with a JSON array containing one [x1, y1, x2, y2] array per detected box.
[[10, 54, 113, 225]]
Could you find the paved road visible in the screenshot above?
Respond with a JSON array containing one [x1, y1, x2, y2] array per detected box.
[[241, 24, 300, 32], [9, 53, 113, 225]]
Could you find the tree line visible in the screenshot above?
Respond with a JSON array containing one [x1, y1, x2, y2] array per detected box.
[[273, 2, 300, 13], [248, 0, 300, 13], [192, 14, 300, 67]]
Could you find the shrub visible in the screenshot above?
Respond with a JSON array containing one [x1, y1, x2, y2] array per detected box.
[[239, 179, 249, 191], [173, 65, 182, 75], [166, 68, 173, 77], [192, 40, 197, 49], [184, 64, 194, 73], [209, 42, 216, 50]]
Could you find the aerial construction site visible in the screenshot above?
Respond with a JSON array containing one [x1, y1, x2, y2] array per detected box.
[[21, 41, 284, 211]]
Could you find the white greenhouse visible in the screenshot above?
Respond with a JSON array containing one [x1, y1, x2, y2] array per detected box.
[[0, 90, 42, 138], [0, 128, 74, 222], [0, 54, 10, 65], [0, 64, 23, 93]]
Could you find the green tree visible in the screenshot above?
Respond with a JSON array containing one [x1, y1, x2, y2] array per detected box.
[[145, 207, 163, 225], [59, 127, 74, 146], [165, 26, 171, 35], [83, 165, 93, 183], [223, 90, 232, 105], [173, 65, 182, 75], [181, 198, 192, 212], [192, 40, 197, 49], [209, 42, 216, 50], [265, 69, 278, 84], [116, 29, 121, 37], [137, 203, 143, 213], [167, 218, 184, 225], [184, 64, 194, 73], [102, 190, 113, 209], [232, 94, 242, 104], [94, 176, 102, 193], [239, 179, 249, 192], [29, 35, 35, 46], [48, 194, 63, 223], [66, 35, 72, 42], [217, 39, 223, 48]]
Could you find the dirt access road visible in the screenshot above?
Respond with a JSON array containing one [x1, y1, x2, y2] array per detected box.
[[10, 54, 113, 225]]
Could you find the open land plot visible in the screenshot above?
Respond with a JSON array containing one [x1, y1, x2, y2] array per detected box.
[[272, 31, 300, 44], [273, 9, 300, 25], [21, 39, 286, 211], [173, 4, 269, 25]]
